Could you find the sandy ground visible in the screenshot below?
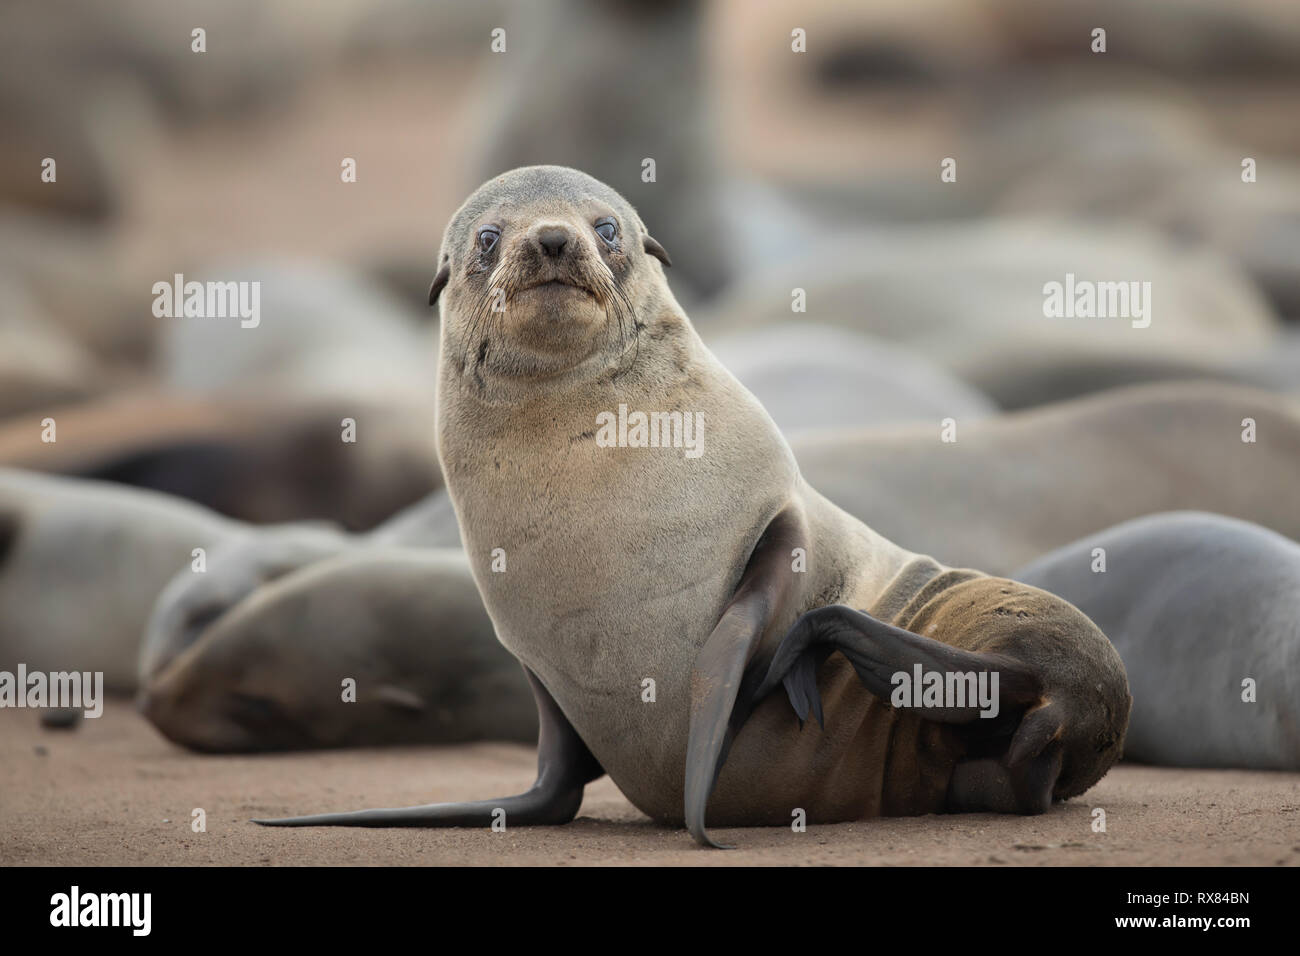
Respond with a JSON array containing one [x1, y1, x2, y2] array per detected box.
[[3, 701, 1299, 867]]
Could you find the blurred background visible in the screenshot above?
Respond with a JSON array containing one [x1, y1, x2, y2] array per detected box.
[[1, 0, 1298, 529]]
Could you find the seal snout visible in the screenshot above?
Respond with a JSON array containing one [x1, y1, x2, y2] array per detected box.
[[536, 225, 571, 258], [512, 220, 602, 299]]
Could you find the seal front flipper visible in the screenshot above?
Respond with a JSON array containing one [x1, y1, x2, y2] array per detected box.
[[755, 605, 1065, 814], [252, 669, 603, 828], [685, 505, 809, 849]]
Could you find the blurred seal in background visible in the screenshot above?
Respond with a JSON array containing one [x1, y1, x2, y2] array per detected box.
[[0, 468, 235, 692], [1016, 512, 1300, 771], [139, 549, 536, 752], [794, 382, 1300, 573]]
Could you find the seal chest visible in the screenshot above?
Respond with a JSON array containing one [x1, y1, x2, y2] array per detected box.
[[440, 332, 801, 819]]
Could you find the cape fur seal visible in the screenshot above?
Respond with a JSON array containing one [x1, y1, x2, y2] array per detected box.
[[707, 322, 996, 435], [139, 522, 349, 687], [792, 382, 1300, 574], [0, 466, 500, 752], [989, 96, 1300, 319], [1015, 512, 1300, 771], [0, 391, 440, 531], [257, 166, 1130, 847], [158, 262, 439, 405], [702, 223, 1279, 409], [140, 489, 464, 696], [0, 468, 450, 707], [140, 549, 536, 752], [0, 468, 236, 692]]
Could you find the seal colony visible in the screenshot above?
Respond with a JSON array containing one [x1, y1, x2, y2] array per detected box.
[[140, 549, 536, 753], [792, 382, 1300, 574], [255, 166, 1130, 847]]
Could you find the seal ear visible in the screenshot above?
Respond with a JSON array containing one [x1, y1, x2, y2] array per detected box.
[[643, 234, 672, 267], [427, 261, 451, 306]]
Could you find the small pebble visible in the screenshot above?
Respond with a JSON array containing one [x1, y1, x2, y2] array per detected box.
[[40, 708, 82, 730]]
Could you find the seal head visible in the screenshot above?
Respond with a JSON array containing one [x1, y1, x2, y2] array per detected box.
[[430, 165, 672, 399]]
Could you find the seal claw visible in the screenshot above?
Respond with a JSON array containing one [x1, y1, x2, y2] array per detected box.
[[781, 650, 826, 729]]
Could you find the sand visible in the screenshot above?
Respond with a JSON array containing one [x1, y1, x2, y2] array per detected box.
[[2, 701, 1298, 867]]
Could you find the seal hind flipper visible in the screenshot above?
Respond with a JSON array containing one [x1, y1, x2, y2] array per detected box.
[[685, 505, 809, 849], [756, 605, 1043, 724], [252, 669, 603, 828], [756, 605, 1071, 814]]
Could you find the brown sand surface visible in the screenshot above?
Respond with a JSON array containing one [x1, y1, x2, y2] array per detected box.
[[3, 702, 1298, 867]]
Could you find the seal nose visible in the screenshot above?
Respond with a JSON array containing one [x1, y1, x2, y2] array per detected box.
[[536, 226, 570, 258]]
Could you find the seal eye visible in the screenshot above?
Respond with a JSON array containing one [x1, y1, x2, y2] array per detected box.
[[477, 227, 500, 253], [595, 219, 617, 244]]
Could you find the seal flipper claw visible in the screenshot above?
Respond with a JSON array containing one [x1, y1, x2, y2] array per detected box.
[[685, 505, 809, 849], [780, 649, 826, 728], [253, 669, 603, 828]]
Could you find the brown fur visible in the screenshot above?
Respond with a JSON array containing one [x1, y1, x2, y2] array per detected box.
[[705, 568, 1128, 826]]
